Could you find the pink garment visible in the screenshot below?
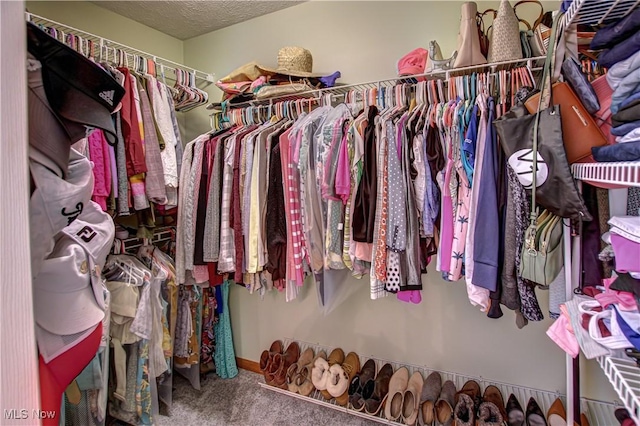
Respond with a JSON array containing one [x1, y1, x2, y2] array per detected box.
[[546, 311, 580, 357], [109, 145, 118, 199], [192, 265, 209, 284], [596, 277, 639, 311], [335, 131, 351, 204], [88, 129, 112, 211], [439, 154, 455, 275], [449, 159, 471, 281], [285, 129, 306, 286], [353, 242, 373, 263], [279, 128, 297, 287], [397, 290, 422, 304], [611, 233, 640, 273]]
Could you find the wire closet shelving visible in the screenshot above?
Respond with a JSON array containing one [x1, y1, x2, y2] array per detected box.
[[26, 12, 215, 85], [563, 0, 640, 26], [208, 56, 546, 113]]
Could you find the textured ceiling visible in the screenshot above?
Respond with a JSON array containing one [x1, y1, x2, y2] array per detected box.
[[93, 1, 303, 40]]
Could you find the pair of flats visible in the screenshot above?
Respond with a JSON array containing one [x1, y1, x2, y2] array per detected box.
[[310, 348, 360, 406], [259, 340, 299, 389], [384, 367, 426, 425]]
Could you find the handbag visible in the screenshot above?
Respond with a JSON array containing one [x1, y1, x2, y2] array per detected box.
[[520, 30, 533, 58], [524, 81, 607, 163], [494, 11, 593, 222], [561, 56, 600, 114], [477, 9, 495, 58], [514, 0, 547, 57], [488, 0, 523, 62], [454, 2, 488, 68], [519, 210, 564, 286]]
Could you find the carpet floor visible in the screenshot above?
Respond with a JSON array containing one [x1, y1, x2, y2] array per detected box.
[[155, 369, 380, 426]]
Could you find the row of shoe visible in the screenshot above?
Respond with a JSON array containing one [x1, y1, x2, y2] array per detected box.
[[259, 341, 593, 426]]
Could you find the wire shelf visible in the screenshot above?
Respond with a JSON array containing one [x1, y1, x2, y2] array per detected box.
[[599, 356, 640, 424], [258, 338, 617, 425], [208, 56, 545, 112], [571, 161, 640, 188], [563, 0, 640, 27], [26, 12, 215, 85]]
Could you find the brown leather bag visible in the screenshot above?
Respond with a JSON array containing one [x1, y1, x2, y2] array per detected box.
[[477, 9, 495, 58], [524, 82, 608, 164]]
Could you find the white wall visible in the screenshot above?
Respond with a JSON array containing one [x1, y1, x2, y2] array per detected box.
[[183, 0, 617, 404]]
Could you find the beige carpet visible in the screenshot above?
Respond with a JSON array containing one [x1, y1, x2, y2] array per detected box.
[[155, 369, 381, 426]]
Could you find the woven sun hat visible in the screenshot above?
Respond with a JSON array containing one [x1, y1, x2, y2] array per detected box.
[[257, 46, 325, 78]]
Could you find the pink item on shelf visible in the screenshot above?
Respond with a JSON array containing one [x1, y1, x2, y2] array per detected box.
[[546, 312, 580, 357], [611, 233, 640, 273], [398, 48, 429, 78], [596, 277, 639, 311]]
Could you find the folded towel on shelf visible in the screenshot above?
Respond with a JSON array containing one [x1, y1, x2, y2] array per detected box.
[[592, 141, 640, 162], [609, 216, 640, 242]]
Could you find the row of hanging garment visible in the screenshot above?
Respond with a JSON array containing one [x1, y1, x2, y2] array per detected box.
[[180, 66, 547, 324], [101, 247, 177, 426], [37, 23, 208, 239], [59, 244, 176, 426]]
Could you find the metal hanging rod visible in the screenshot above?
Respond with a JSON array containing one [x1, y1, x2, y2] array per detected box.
[[208, 56, 544, 111], [26, 12, 215, 84]]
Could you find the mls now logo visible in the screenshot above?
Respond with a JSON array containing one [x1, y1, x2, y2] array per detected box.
[[3, 409, 56, 420]]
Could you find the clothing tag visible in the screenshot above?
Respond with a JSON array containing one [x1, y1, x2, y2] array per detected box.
[[338, 223, 344, 231]]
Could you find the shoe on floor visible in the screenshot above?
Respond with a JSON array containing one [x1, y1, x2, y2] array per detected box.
[[435, 380, 456, 426], [547, 398, 566, 426], [291, 347, 315, 396], [483, 385, 507, 421], [454, 393, 476, 426], [402, 371, 424, 425], [456, 379, 482, 409], [286, 363, 300, 393], [260, 340, 283, 374], [272, 341, 300, 389], [477, 401, 504, 426], [385, 367, 409, 421], [311, 351, 329, 392], [418, 371, 442, 426], [364, 363, 394, 415], [349, 358, 376, 411], [506, 393, 525, 426], [526, 397, 548, 426], [320, 348, 344, 400], [333, 352, 361, 406]]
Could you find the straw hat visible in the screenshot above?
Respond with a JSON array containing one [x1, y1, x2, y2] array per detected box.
[[257, 46, 324, 78]]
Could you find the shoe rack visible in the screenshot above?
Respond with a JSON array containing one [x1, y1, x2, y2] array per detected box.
[[258, 339, 618, 425]]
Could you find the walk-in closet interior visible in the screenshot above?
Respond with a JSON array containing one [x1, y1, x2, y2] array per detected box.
[[2, 0, 640, 425]]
